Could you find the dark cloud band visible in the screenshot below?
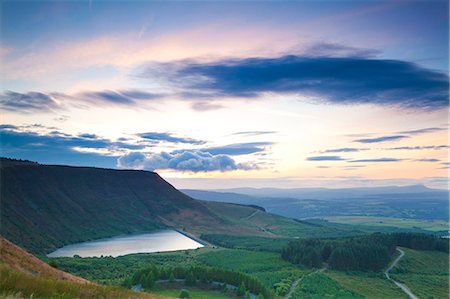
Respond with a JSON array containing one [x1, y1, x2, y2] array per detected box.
[[142, 55, 449, 110]]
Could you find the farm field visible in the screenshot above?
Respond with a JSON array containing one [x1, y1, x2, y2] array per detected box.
[[321, 216, 448, 233]]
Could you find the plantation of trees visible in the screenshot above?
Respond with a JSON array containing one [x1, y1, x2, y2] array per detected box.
[[281, 233, 448, 271], [123, 264, 274, 299]]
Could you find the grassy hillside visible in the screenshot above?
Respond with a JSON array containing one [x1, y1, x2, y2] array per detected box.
[[290, 271, 363, 299], [325, 271, 408, 299], [390, 248, 449, 299], [1, 158, 351, 255], [0, 235, 160, 298], [1, 158, 224, 254]]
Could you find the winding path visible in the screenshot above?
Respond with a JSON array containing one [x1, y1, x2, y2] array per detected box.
[[284, 269, 323, 299], [284, 276, 302, 299], [241, 210, 259, 220], [385, 248, 419, 299]]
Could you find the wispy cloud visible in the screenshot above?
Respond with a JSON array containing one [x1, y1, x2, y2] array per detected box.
[[307, 155, 346, 161], [232, 131, 277, 136], [0, 91, 60, 113], [0, 89, 165, 113], [199, 142, 273, 156], [415, 158, 440, 162], [353, 135, 408, 143], [349, 158, 403, 163], [397, 127, 445, 135], [321, 147, 368, 153], [190, 101, 225, 111], [302, 42, 382, 58], [387, 145, 449, 151], [80, 90, 164, 105], [137, 132, 205, 145]]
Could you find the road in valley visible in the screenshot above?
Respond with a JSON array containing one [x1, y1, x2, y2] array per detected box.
[[385, 248, 419, 299]]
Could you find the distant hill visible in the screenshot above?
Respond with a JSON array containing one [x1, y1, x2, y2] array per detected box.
[[209, 185, 446, 199], [182, 186, 449, 220], [0, 158, 336, 255]]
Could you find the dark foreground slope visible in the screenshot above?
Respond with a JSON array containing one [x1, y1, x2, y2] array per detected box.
[[0, 235, 160, 298], [0, 158, 225, 254]]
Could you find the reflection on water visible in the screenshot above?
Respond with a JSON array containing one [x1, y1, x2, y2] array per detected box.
[[47, 230, 204, 258]]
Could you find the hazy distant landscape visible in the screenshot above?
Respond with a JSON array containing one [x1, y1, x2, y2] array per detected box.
[[1, 1, 449, 298]]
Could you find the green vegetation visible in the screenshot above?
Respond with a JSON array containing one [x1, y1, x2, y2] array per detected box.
[[282, 233, 448, 271], [125, 264, 273, 298], [48, 247, 304, 297], [0, 263, 153, 299], [322, 216, 448, 233], [325, 271, 408, 299], [202, 201, 366, 242], [153, 288, 231, 299], [2, 159, 448, 299], [197, 249, 292, 273], [290, 271, 363, 299], [1, 159, 355, 255], [391, 248, 449, 299], [200, 234, 292, 252], [1, 159, 214, 254]]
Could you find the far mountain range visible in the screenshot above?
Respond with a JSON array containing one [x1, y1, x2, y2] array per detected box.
[[182, 185, 449, 220]]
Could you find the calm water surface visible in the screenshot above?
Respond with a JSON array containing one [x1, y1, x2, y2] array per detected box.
[[47, 230, 203, 257]]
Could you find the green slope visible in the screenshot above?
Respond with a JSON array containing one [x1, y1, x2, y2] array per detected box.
[[0, 158, 224, 254], [1, 158, 346, 255]]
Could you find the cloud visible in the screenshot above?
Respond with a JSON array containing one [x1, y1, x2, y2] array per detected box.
[[321, 147, 367, 153], [397, 127, 446, 135], [387, 145, 449, 150], [353, 135, 408, 143], [190, 101, 224, 111], [200, 142, 273, 156], [79, 133, 98, 139], [439, 162, 450, 169], [307, 155, 345, 161], [415, 158, 440, 162], [232, 131, 277, 136], [0, 91, 60, 113], [349, 158, 403, 163], [303, 42, 382, 58], [0, 124, 18, 129], [79, 89, 164, 105], [0, 126, 140, 167], [0, 89, 165, 113], [141, 55, 449, 110], [137, 132, 205, 145], [117, 150, 256, 172]]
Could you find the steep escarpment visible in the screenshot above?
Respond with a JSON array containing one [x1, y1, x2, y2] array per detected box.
[[0, 158, 223, 254]]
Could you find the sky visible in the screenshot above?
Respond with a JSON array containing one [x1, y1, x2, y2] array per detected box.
[[0, 0, 449, 189]]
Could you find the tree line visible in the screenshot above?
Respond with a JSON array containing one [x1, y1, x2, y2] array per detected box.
[[281, 232, 448, 271], [123, 264, 274, 299]]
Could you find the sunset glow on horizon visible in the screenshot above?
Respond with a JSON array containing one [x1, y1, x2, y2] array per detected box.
[[1, 0, 448, 189]]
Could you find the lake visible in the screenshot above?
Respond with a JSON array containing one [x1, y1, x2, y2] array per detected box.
[[47, 230, 204, 257]]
